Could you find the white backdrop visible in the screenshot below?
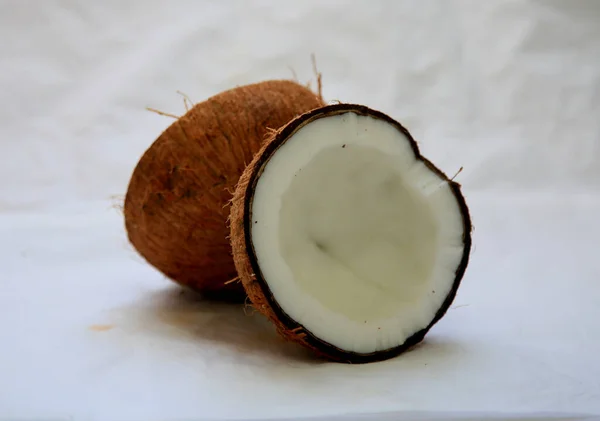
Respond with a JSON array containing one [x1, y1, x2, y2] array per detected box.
[[1, 1, 599, 420]]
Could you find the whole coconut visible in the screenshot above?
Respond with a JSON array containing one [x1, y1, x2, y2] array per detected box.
[[124, 80, 325, 301]]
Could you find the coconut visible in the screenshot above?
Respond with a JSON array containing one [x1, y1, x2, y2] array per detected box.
[[124, 80, 325, 301], [230, 104, 472, 362]]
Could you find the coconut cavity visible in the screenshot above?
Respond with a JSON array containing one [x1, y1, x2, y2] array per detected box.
[[278, 147, 439, 322], [231, 104, 471, 362]]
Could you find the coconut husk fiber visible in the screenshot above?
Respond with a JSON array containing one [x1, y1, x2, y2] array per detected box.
[[124, 80, 325, 301]]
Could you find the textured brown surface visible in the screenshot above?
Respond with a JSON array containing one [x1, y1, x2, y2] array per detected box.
[[230, 104, 473, 362], [124, 80, 325, 301]]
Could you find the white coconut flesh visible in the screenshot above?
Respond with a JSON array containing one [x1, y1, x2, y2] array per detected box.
[[250, 111, 466, 354]]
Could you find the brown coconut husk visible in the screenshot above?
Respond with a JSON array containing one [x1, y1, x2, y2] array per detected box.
[[230, 103, 472, 362], [124, 80, 325, 301]]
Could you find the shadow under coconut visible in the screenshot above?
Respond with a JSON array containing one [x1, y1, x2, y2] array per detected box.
[[118, 285, 321, 363], [115, 285, 468, 367]]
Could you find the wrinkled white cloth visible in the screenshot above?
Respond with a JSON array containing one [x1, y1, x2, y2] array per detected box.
[[1, 1, 599, 420]]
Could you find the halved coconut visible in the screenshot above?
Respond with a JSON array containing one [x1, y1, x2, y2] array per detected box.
[[230, 104, 472, 363]]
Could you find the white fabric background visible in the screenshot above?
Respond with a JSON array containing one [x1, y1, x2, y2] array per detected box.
[[1, 0, 599, 420]]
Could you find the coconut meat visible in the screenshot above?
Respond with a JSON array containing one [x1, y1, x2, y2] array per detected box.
[[250, 112, 465, 354]]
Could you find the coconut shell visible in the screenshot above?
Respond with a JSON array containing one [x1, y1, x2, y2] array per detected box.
[[124, 80, 325, 301], [230, 103, 472, 362]]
